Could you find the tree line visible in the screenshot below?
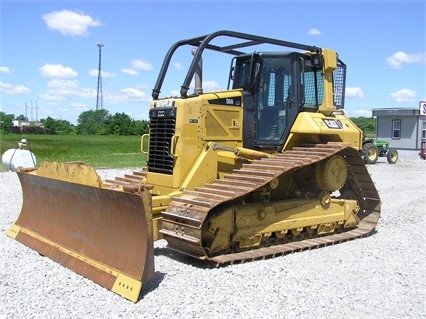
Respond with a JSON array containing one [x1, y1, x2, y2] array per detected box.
[[350, 116, 376, 137], [1, 109, 375, 136], [0, 109, 149, 136]]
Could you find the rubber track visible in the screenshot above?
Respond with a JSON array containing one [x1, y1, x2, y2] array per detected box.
[[160, 142, 381, 266]]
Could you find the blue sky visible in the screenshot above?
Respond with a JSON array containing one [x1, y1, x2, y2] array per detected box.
[[1, 0, 425, 125]]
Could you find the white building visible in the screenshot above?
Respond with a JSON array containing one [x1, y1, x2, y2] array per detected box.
[[373, 102, 426, 151]]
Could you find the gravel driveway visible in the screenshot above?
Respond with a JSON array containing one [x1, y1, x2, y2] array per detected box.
[[1, 156, 425, 319]]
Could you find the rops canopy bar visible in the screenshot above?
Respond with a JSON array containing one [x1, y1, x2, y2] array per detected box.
[[151, 30, 320, 100]]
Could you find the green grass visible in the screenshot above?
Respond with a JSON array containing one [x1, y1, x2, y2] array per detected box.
[[0, 134, 148, 171]]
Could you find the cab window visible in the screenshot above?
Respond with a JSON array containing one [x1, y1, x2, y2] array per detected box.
[[256, 57, 292, 142]]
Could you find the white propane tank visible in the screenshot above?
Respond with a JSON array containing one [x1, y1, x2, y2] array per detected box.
[[1, 139, 37, 172]]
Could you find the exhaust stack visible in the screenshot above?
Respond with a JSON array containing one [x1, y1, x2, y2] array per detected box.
[[192, 48, 203, 94]]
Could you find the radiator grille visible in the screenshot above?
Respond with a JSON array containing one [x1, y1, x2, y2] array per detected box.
[[147, 107, 176, 174]]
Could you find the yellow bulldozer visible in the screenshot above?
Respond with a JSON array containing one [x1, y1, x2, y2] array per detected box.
[[7, 30, 381, 302]]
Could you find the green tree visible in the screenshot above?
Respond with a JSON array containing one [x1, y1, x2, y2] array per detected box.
[[43, 116, 58, 134], [350, 117, 376, 137], [57, 119, 75, 135], [16, 114, 28, 121], [0, 112, 14, 133], [106, 112, 133, 135], [42, 116, 75, 135], [76, 109, 110, 135], [132, 120, 149, 135]]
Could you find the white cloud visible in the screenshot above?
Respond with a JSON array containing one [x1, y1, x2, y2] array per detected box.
[[89, 69, 99, 77], [350, 109, 372, 117], [122, 68, 139, 76], [47, 79, 79, 89], [386, 51, 426, 68], [0, 66, 12, 74], [122, 60, 153, 75], [308, 28, 321, 35], [71, 102, 90, 111], [345, 87, 365, 98], [390, 88, 417, 102], [131, 59, 153, 71], [120, 88, 147, 99], [89, 69, 116, 78], [104, 87, 151, 105], [188, 79, 221, 92], [173, 62, 184, 70], [0, 81, 31, 94], [202, 80, 221, 91], [40, 76, 96, 102], [40, 64, 78, 79], [42, 10, 102, 37], [39, 92, 64, 102]]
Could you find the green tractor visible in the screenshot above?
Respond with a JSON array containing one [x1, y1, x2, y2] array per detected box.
[[362, 139, 398, 164]]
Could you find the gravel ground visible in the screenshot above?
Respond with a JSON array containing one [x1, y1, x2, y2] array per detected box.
[[1, 155, 425, 319]]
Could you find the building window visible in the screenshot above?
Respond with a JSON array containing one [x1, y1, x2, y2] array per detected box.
[[422, 120, 426, 139], [392, 119, 401, 139]]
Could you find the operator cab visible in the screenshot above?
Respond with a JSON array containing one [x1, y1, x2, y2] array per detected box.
[[230, 52, 324, 150]]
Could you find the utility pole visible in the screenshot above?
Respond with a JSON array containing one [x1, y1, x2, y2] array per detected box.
[[96, 43, 104, 110]]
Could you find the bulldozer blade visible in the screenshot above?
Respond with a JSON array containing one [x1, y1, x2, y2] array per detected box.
[[7, 163, 154, 302]]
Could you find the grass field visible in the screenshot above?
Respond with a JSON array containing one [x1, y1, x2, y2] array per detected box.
[[0, 134, 148, 171]]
